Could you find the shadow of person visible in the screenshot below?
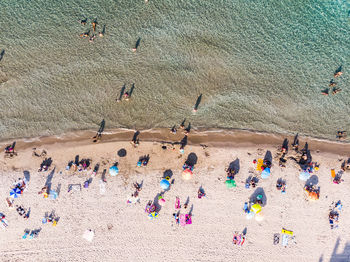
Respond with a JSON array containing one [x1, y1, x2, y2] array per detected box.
[[23, 170, 30, 182], [180, 135, 187, 149], [129, 83, 135, 98], [229, 158, 240, 174], [334, 65, 342, 75], [133, 37, 141, 51], [186, 153, 198, 167], [132, 131, 140, 143], [194, 94, 202, 111], [98, 119, 105, 133], [163, 169, 173, 179], [264, 150, 272, 167], [249, 187, 267, 207], [0, 49, 5, 62], [117, 84, 126, 101], [153, 193, 162, 212], [189, 204, 194, 216], [45, 167, 56, 192]]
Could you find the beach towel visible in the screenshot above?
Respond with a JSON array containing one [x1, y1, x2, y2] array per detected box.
[[281, 229, 293, 236], [281, 234, 289, 247], [256, 159, 263, 171], [99, 180, 106, 195], [175, 197, 180, 209], [331, 169, 336, 178], [185, 214, 192, 225], [180, 214, 187, 226]]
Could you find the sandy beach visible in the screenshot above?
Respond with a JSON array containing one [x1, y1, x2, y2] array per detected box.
[[0, 130, 350, 262]]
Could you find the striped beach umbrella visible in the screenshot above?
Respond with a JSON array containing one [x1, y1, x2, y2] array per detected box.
[[10, 188, 21, 198]]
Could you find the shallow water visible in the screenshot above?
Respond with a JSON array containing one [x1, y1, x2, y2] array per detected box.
[[0, 0, 349, 140]]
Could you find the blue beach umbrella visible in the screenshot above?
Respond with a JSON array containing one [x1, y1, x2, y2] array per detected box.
[[109, 166, 119, 176], [10, 188, 21, 198], [261, 168, 271, 179], [160, 179, 170, 190]]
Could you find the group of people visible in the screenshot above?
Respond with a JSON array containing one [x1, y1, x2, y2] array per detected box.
[[170, 119, 191, 135], [79, 18, 105, 42], [321, 67, 343, 95], [4, 142, 17, 158]]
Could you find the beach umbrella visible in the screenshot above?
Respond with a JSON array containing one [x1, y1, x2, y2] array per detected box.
[[109, 166, 119, 176], [255, 211, 264, 221], [299, 171, 310, 181], [148, 212, 158, 220], [160, 178, 170, 190], [82, 229, 94, 242], [246, 212, 254, 220], [225, 179, 236, 188], [261, 168, 271, 179], [117, 149, 127, 157], [182, 169, 193, 180], [10, 188, 21, 198], [251, 203, 262, 214]]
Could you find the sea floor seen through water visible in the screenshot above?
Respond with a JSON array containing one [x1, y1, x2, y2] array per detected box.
[[0, 0, 349, 140]]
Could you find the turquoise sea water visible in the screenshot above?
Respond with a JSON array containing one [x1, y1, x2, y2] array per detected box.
[[0, 0, 349, 140]]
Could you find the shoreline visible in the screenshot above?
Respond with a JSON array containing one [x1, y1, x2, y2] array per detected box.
[[1, 127, 350, 156]]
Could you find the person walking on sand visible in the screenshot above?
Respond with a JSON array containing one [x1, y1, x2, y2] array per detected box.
[[132, 38, 141, 52], [92, 19, 98, 32], [170, 125, 177, 134]]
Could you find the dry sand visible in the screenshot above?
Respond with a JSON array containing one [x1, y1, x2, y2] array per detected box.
[[0, 131, 350, 262]]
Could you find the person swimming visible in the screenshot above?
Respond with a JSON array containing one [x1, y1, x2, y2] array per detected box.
[[334, 71, 343, 78], [329, 79, 337, 87], [80, 30, 90, 38], [321, 88, 329, 95], [332, 87, 342, 95], [89, 34, 96, 43], [99, 25, 106, 37], [80, 18, 87, 25], [123, 92, 130, 101]]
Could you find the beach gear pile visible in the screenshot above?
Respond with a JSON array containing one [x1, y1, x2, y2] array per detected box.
[[22, 228, 41, 240], [244, 200, 264, 221], [10, 178, 28, 199], [137, 155, 149, 167], [304, 185, 320, 200], [0, 213, 9, 229], [331, 169, 344, 184], [173, 197, 192, 226], [329, 201, 342, 229], [38, 157, 53, 172], [276, 179, 287, 194], [145, 200, 158, 220], [225, 165, 237, 188], [254, 158, 271, 179], [233, 231, 246, 246], [42, 211, 59, 226]]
